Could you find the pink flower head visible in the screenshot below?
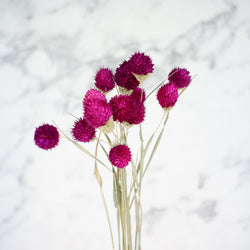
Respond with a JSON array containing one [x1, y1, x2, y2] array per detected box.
[[109, 144, 132, 168], [83, 88, 106, 108], [84, 98, 112, 128], [127, 102, 145, 125], [95, 68, 115, 92], [128, 52, 154, 75], [110, 94, 145, 125], [130, 87, 146, 103], [157, 83, 178, 109], [115, 61, 140, 90], [34, 124, 59, 150], [110, 95, 131, 123], [168, 67, 191, 88], [72, 118, 96, 142]]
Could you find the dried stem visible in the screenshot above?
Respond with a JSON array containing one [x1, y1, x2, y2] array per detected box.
[[142, 111, 169, 179], [94, 132, 115, 250]]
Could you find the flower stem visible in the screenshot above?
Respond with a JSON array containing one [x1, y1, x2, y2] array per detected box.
[[142, 111, 169, 179], [145, 77, 167, 101], [120, 168, 127, 250], [94, 132, 115, 250], [117, 208, 121, 250]]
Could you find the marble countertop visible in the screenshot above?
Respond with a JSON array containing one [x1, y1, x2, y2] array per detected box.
[[0, 0, 250, 249]]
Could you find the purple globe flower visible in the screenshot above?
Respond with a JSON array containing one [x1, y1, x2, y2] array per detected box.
[[115, 61, 140, 90], [157, 83, 178, 109], [83, 88, 106, 109], [128, 52, 154, 75], [95, 68, 115, 92], [84, 98, 112, 128], [109, 144, 132, 168], [126, 100, 145, 125], [72, 118, 96, 142], [110, 95, 131, 123], [34, 124, 59, 150], [168, 67, 191, 88], [110, 94, 145, 125]]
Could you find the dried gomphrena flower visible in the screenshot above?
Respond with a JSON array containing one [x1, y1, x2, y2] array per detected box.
[[109, 144, 132, 168], [84, 98, 113, 128], [72, 118, 96, 142], [34, 124, 59, 150], [110, 95, 131, 123], [83, 88, 106, 109], [95, 68, 115, 93], [157, 83, 178, 109], [110, 94, 145, 125], [168, 67, 191, 88], [128, 52, 154, 76], [125, 100, 145, 125], [115, 61, 140, 90]]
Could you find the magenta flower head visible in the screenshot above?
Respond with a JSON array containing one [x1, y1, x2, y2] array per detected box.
[[72, 118, 96, 142], [130, 87, 146, 103], [115, 61, 140, 90], [128, 102, 145, 124], [95, 68, 115, 93], [83, 88, 106, 108], [84, 99, 112, 128], [168, 67, 191, 88], [128, 52, 154, 75], [109, 144, 132, 168], [110, 94, 145, 125], [110, 95, 131, 123], [34, 124, 59, 150], [157, 83, 178, 109]]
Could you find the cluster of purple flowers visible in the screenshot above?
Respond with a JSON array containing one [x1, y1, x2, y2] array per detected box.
[[34, 52, 191, 168]]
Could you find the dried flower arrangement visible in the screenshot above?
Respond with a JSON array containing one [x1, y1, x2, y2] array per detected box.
[[34, 52, 192, 250]]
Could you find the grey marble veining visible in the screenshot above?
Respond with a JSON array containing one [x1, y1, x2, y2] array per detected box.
[[0, 0, 250, 249]]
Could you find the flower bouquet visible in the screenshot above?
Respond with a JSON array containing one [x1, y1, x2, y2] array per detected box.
[[34, 52, 192, 250]]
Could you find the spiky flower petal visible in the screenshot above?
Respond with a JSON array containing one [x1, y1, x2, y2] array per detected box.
[[95, 68, 115, 92], [109, 144, 132, 168], [72, 118, 96, 142], [128, 52, 154, 75], [115, 61, 140, 90], [34, 124, 59, 150], [168, 67, 191, 88], [157, 83, 178, 109]]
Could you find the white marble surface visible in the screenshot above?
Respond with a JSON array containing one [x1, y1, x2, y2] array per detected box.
[[1, 0, 250, 249]]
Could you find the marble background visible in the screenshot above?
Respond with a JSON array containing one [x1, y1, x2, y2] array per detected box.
[[1, 0, 250, 249]]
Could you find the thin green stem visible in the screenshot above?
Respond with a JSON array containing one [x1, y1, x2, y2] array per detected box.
[[117, 208, 121, 250], [94, 132, 115, 250], [145, 78, 167, 101], [120, 169, 127, 250], [142, 111, 169, 179], [129, 111, 170, 209], [145, 69, 179, 101], [144, 111, 166, 155]]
